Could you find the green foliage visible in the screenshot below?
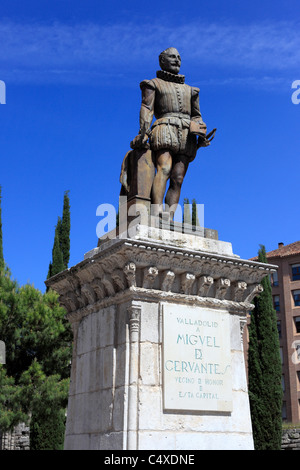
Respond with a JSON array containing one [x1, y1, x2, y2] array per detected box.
[[0, 365, 27, 433], [192, 198, 200, 227], [248, 245, 283, 450], [19, 361, 68, 450], [1, 281, 72, 382], [60, 190, 71, 269], [0, 187, 72, 447], [0, 267, 20, 379], [0, 264, 72, 446], [116, 207, 119, 228], [47, 191, 71, 281], [30, 407, 66, 450], [51, 217, 65, 276], [19, 361, 70, 412]]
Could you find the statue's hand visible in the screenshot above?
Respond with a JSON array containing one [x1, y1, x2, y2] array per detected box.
[[199, 122, 207, 135], [197, 128, 217, 149], [130, 132, 149, 150], [190, 120, 207, 138]]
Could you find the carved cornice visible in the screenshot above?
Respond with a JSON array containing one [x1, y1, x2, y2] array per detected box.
[[45, 236, 277, 323]]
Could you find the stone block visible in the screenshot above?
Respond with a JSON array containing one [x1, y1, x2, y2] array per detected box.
[[139, 342, 159, 385], [139, 302, 159, 343], [230, 314, 243, 351]]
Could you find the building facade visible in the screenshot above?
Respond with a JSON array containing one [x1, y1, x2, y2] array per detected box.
[[245, 241, 300, 424]]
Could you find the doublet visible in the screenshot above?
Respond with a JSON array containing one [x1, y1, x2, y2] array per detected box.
[[139, 70, 204, 159]]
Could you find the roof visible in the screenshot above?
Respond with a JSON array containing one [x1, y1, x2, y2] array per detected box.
[[251, 241, 300, 261]]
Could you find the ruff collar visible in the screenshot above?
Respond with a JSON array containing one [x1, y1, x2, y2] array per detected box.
[[156, 69, 185, 84]]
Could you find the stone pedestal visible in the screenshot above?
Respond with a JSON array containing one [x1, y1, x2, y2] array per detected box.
[[45, 225, 277, 450]]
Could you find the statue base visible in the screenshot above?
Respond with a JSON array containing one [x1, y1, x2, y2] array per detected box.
[[45, 223, 277, 450]]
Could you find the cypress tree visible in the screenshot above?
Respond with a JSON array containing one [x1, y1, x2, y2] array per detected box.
[[51, 218, 65, 276], [116, 207, 119, 228], [183, 198, 191, 225], [47, 191, 71, 281], [60, 190, 70, 269], [248, 244, 283, 450], [0, 186, 4, 272], [47, 261, 52, 281], [192, 199, 200, 227], [248, 302, 265, 447]]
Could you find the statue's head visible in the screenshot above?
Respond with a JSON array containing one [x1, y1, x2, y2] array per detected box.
[[159, 47, 181, 74]]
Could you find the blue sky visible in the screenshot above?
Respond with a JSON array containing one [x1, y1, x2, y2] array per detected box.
[[0, 0, 299, 292]]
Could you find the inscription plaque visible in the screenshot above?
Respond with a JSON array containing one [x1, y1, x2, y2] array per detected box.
[[162, 304, 232, 412]]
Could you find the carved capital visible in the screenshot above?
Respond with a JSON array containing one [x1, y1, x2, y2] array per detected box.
[[215, 278, 231, 300], [233, 281, 247, 302], [124, 262, 137, 288], [198, 275, 214, 297], [244, 284, 263, 303], [181, 273, 196, 295], [161, 270, 175, 292], [143, 266, 159, 289]]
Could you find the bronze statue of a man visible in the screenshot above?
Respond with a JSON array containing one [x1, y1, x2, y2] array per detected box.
[[131, 47, 215, 217]]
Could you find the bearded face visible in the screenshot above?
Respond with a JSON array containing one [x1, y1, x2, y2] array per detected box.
[[159, 48, 181, 75]]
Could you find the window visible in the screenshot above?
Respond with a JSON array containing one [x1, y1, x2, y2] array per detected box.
[[292, 264, 300, 281], [280, 347, 284, 364], [297, 371, 300, 390], [293, 290, 300, 307], [294, 316, 300, 334], [271, 270, 279, 286], [281, 375, 285, 392], [282, 401, 287, 420], [273, 295, 280, 312], [277, 320, 282, 339]]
